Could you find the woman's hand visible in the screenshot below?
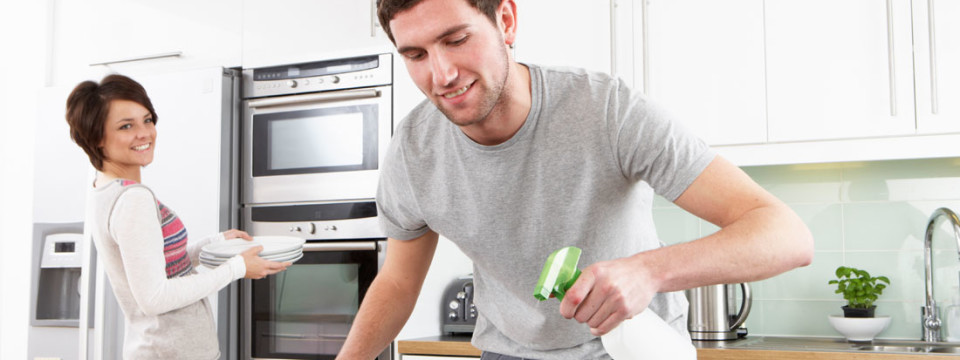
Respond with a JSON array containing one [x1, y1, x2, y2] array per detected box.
[[223, 229, 253, 241], [239, 245, 291, 279]]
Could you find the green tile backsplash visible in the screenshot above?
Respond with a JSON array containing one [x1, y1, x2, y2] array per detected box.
[[653, 157, 960, 340]]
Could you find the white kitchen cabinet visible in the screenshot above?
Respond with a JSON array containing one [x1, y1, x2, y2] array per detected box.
[[764, 0, 915, 142], [914, 0, 960, 134], [514, 0, 612, 74], [241, 0, 393, 68], [85, 0, 241, 72], [640, 0, 767, 146]]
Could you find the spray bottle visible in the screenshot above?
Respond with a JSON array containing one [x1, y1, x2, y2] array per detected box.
[[534, 246, 697, 360]]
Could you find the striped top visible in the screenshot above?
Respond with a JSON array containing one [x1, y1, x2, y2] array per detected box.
[[120, 179, 192, 278]]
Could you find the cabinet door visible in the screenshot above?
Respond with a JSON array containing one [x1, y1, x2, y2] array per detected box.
[[242, 0, 392, 68], [643, 0, 766, 146], [87, 0, 241, 70], [514, 0, 612, 74], [765, 0, 915, 142], [914, 0, 960, 134]]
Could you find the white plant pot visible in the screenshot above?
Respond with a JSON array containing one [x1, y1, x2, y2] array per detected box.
[[828, 315, 891, 342]]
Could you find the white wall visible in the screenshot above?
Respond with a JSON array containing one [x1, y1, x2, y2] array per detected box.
[[0, 0, 49, 358]]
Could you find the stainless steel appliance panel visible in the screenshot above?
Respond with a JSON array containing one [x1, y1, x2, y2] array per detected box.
[[242, 201, 384, 240], [240, 200, 389, 359], [241, 54, 393, 205], [242, 54, 391, 99]]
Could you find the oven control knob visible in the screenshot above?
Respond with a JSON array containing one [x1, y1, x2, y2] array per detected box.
[[308, 223, 316, 234], [448, 300, 460, 310], [331, 76, 340, 84], [324, 225, 338, 231], [289, 226, 302, 233], [287, 80, 298, 88], [448, 311, 458, 320]]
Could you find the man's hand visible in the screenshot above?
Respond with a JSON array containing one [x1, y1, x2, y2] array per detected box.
[[558, 255, 659, 336]]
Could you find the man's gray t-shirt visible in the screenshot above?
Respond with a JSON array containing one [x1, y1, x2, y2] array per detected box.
[[377, 64, 715, 359]]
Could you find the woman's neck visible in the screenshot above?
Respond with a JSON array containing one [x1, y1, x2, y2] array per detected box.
[[96, 162, 141, 187]]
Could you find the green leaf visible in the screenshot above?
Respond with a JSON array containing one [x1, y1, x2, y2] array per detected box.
[[829, 265, 889, 308]]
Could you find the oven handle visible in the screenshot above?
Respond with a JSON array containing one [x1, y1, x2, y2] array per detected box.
[[302, 241, 378, 252], [246, 88, 382, 109]]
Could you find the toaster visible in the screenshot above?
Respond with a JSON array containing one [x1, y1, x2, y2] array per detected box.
[[441, 274, 477, 334]]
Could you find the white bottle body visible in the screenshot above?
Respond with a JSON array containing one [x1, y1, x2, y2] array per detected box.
[[600, 309, 698, 360]]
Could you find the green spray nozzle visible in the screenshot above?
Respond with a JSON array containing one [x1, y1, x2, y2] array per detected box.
[[533, 246, 583, 302]]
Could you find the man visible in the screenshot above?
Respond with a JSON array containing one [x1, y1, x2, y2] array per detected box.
[[337, 0, 814, 359]]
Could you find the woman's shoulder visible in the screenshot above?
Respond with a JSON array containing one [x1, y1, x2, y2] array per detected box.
[[93, 179, 157, 209]]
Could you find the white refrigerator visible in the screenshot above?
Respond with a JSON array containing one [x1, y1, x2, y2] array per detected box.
[[29, 66, 241, 360]]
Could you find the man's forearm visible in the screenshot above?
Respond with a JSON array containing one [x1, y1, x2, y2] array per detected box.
[[337, 234, 438, 359], [336, 272, 419, 359], [642, 202, 814, 293]]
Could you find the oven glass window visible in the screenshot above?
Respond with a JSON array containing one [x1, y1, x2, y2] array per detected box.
[[253, 105, 378, 176], [269, 114, 363, 169], [251, 248, 377, 359]]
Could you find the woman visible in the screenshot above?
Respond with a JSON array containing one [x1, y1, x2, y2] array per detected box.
[[65, 74, 290, 359]]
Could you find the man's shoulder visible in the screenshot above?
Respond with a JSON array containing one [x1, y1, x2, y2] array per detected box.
[[533, 63, 618, 87]]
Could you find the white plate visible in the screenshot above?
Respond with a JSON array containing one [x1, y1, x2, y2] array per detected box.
[[202, 236, 304, 258], [261, 249, 302, 261], [200, 249, 303, 263], [201, 248, 302, 262], [201, 253, 303, 269]]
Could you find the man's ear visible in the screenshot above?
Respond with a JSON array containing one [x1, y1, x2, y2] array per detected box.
[[498, 0, 518, 48]]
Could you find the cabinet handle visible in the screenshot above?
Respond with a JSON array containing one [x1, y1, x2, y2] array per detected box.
[[641, 0, 649, 94], [247, 88, 381, 109], [89, 51, 182, 67], [303, 241, 377, 252], [927, 0, 939, 114], [885, 0, 897, 117], [610, 0, 617, 75], [370, 0, 380, 37]]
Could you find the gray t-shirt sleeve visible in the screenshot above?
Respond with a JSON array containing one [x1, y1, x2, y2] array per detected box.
[[610, 79, 715, 201], [376, 120, 431, 241]]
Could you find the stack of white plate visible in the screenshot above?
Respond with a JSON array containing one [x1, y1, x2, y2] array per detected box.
[[200, 236, 305, 269]]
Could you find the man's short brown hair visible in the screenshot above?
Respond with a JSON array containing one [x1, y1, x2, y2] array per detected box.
[[65, 74, 158, 171], [377, 0, 502, 44]]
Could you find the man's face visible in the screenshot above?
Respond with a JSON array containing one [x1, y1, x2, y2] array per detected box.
[[390, 0, 511, 127]]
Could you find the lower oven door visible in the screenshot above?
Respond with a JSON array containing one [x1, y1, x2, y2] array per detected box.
[[242, 240, 389, 360]]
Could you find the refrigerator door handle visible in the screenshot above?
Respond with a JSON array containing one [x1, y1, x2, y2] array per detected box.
[[77, 229, 94, 360]]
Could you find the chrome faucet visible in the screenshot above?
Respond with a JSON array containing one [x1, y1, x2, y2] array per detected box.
[[921, 207, 960, 342]]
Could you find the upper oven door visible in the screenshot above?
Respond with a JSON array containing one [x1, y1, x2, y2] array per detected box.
[[242, 85, 392, 204]]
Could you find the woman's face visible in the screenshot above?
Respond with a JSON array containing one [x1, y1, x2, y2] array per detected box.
[[99, 99, 156, 171]]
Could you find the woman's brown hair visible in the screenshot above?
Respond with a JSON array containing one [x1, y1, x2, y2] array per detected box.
[[65, 74, 158, 171]]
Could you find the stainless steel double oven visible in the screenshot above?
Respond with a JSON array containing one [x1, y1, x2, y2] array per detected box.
[[240, 53, 393, 360]]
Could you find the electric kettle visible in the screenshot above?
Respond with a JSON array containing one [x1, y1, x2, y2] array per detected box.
[[685, 283, 752, 340]]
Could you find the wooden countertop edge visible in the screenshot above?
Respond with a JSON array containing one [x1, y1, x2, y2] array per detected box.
[[397, 340, 958, 359], [397, 339, 483, 357]]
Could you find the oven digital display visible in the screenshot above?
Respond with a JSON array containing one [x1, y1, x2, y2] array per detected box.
[[54, 242, 75, 253], [269, 113, 364, 170]]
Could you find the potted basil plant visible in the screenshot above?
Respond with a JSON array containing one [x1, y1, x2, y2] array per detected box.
[[828, 266, 890, 318]]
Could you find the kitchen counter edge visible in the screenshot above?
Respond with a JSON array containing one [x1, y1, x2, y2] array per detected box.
[[396, 335, 960, 359]]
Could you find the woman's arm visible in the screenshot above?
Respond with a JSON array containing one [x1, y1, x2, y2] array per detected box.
[[110, 187, 246, 316]]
